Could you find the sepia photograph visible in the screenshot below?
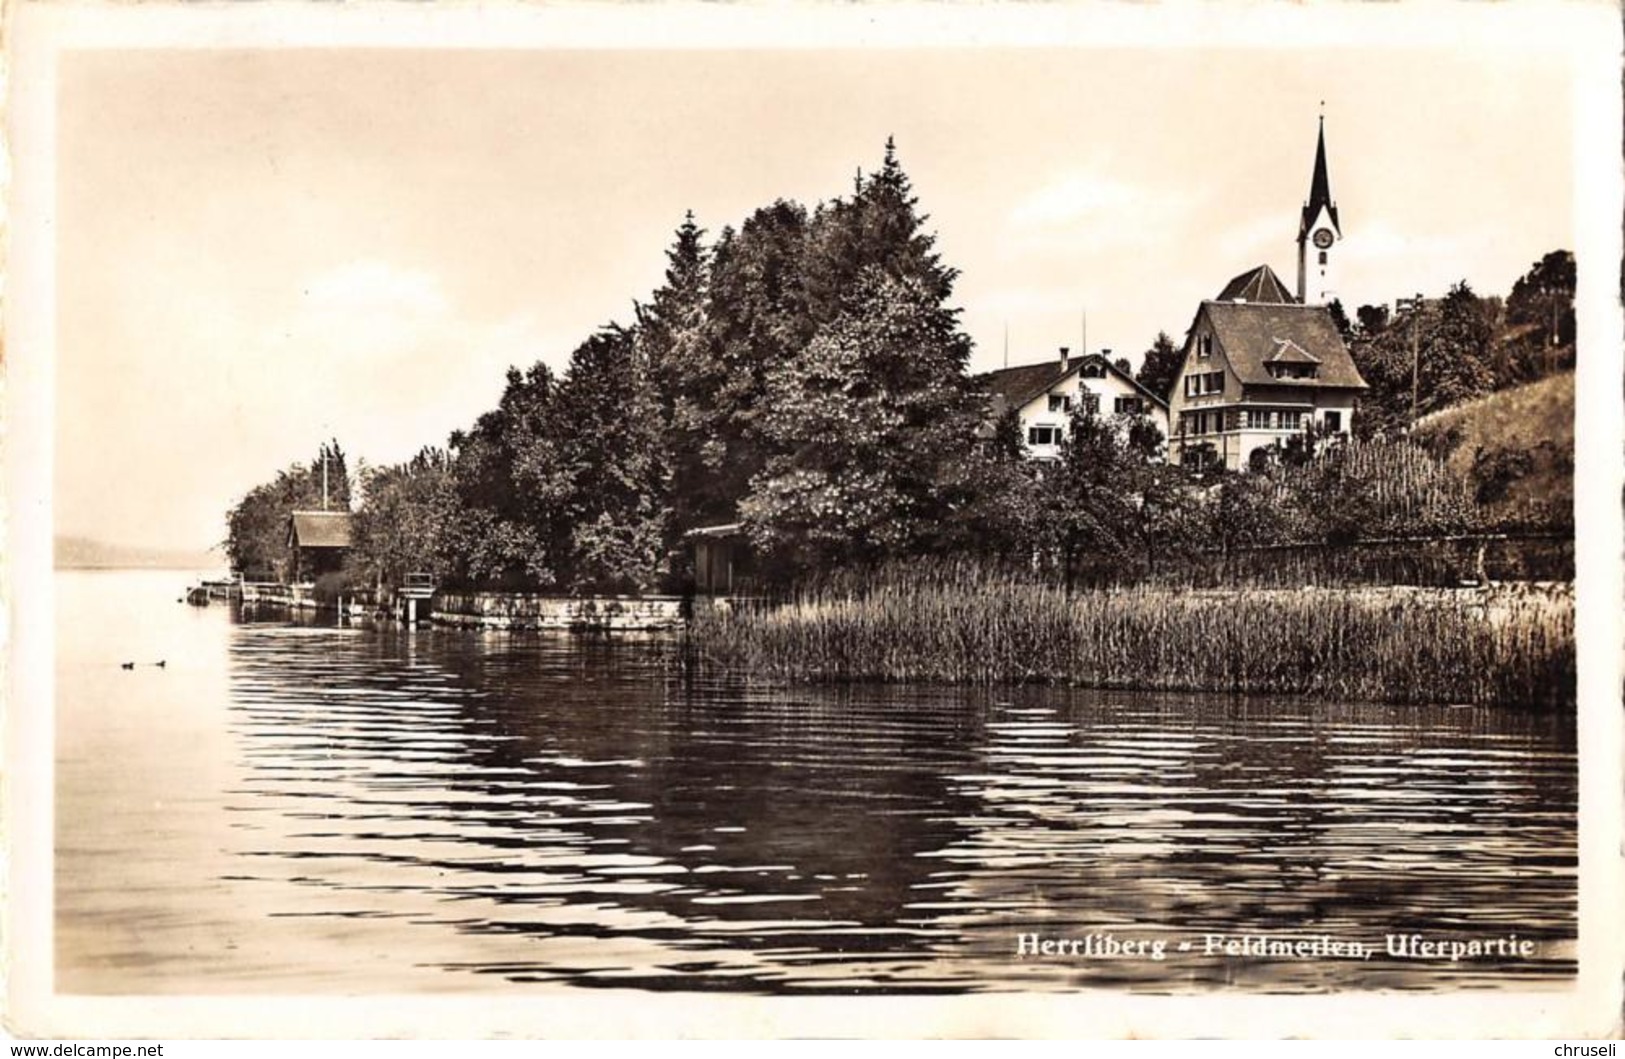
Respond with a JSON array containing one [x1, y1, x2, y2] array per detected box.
[[6, 0, 1622, 1041]]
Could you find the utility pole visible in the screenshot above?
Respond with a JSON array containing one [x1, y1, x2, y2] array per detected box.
[[1410, 314, 1419, 423], [1397, 293, 1424, 422]]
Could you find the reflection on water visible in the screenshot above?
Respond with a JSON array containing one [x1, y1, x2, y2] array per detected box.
[[57, 571, 1577, 994]]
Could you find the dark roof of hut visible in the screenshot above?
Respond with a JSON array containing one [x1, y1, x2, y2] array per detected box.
[[288, 510, 354, 549]]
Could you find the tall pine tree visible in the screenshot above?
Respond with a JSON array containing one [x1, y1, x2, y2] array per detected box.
[[698, 202, 817, 524], [743, 141, 983, 574], [1134, 331, 1183, 403]]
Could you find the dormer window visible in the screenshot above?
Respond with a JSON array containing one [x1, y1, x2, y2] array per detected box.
[[1264, 338, 1321, 381]]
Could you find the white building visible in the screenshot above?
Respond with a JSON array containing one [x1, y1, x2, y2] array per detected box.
[[1167, 120, 1367, 471], [1167, 264, 1367, 472], [981, 350, 1171, 461]]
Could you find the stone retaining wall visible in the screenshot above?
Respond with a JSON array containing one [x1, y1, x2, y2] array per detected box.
[[432, 592, 685, 631]]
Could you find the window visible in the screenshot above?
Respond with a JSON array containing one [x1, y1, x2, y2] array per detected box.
[[1324, 411, 1342, 433], [1114, 396, 1144, 416], [1048, 394, 1072, 413], [1243, 409, 1271, 430], [1187, 411, 1225, 435], [1181, 442, 1218, 471], [1318, 250, 1328, 266], [1267, 363, 1319, 380], [1028, 425, 1062, 447], [1279, 411, 1304, 430], [1081, 362, 1106, 379], [1079, 393, 1101, 415], [1183, 370, 1225, 398], [1198, 335, 1213, 359]]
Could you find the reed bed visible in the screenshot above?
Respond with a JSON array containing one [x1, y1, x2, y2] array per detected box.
[[682, 567, 1574, 709]]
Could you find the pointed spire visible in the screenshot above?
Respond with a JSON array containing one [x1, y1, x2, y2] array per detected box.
[[1299, 113, 1340, 238], [1309, 117, 1332, 214]]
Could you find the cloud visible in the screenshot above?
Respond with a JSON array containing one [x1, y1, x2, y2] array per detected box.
[[1215, 213, 1297, 267], [1332, 220, 1504, 307], [232, 259, 557, 469], [1336, 221, 1490, 272], [298, 260, 455, 361], [283, 260, 473, 372], [974, 284, 1081, 318], [305, 259, 450, 313], [1008, 172, 1146, 230], [1004, 169, 1199, 256]]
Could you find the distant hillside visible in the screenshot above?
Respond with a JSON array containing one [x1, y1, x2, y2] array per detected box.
[[1411, 371, 1574, 529], [54, 535, 223, 571]]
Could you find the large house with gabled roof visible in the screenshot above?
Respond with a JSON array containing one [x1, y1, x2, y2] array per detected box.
[[981, 349, 1170, 461], [1167, 263, 1367, 471]]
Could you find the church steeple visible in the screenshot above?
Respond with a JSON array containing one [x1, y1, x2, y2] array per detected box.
[[1299, 116, 1340, 240], [1296, 113, 1342, 304]]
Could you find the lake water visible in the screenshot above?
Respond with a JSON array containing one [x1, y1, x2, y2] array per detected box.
[[55, 569, 1578, 994]]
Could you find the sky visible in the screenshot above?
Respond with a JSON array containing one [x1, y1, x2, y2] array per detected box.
[[51, 37, 1579, 554]]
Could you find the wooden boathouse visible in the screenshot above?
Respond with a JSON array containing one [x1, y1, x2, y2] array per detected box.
[[686, 523, 756, 597], [286, 510, 354, 583]]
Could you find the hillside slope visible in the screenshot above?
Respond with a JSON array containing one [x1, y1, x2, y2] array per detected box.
[[1410, 371, 1573, 529]]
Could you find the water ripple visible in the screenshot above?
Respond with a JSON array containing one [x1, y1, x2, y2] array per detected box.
[[55, 575, 1577, 995]]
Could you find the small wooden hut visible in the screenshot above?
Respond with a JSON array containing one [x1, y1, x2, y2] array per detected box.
[[686, 523, 756, 597], [286, 511, 354, 584]]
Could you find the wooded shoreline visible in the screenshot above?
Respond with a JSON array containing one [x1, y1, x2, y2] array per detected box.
[[219, 141, 1575, 607]]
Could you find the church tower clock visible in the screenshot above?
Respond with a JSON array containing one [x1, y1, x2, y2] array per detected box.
[[1296, 116, 1341, 305]]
